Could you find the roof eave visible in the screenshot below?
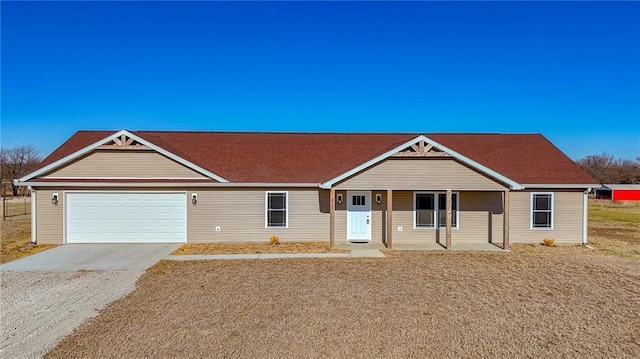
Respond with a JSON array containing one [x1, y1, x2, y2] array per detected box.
[[521, 184, 596, 189], [17, 180, 321, 188]]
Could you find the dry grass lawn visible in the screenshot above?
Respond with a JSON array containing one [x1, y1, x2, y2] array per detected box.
[[46, 249, 639, 359], [0, 207, 56, 264], [173, 241, 349, 255], [588, 200, 640, 258]]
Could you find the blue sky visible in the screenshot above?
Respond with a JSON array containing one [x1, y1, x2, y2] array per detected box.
[[2, 1, 639, 160]]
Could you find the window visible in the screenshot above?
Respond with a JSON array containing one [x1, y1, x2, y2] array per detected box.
[[266, 192, 288, 228], [415, 193, 435, 227], [352, 195, 366, 206], [414, 192, 459, 229], [531, 193, 553, 229]]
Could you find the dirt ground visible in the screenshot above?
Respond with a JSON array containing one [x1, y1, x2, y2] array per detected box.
[[1, 270, 144, 359], [173, 241, 349, 255], [46, 246, 639, 359]]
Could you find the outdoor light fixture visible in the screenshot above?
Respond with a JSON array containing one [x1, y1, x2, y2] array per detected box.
[[52, 193, 59, 205], [336, 193, 343, 204], [191, 193, 198, 205], [376, 194, 382, 204]]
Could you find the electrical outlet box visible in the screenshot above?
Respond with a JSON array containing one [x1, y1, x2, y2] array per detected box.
[[397, 226, 403, 232], [215, 226, 221, 232]]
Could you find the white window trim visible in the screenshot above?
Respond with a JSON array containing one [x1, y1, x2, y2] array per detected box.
[[265, 191, 289, 229], [530, 192, 554, 230], [413, 191, 460, 230]]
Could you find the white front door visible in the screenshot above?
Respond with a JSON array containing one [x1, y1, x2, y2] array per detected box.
[[347, 191, 371, 242]]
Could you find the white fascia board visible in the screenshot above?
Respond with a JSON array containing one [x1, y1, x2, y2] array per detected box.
[[522, 184, 596, 189], [320, 135, 523, 190], [18, 181, 320, 188], [223, 183, 319, 188], [17, 130, 229, 183]]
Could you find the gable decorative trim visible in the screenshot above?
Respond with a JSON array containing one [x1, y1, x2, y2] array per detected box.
[[97, 133, 151, 150], [16, 130, 229, 184], [391, 140, 451, 157], [320, 135, 523, 190]]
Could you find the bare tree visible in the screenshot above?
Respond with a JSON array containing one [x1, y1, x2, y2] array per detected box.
[[0, 151, 7, 197], [612, 158, 640, 184], [0, 146, 41, 196], [576, 153, 616, 183], [576, 152, 640, 184]]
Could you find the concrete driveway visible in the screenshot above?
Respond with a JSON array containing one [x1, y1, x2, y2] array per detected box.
[[0, 243, 181, 272]]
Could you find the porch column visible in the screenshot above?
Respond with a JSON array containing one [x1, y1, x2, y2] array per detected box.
[[445, 189, 452, 250], [503, 190, 510, 250], [386, 189, 393, 249], [329, 188, 336, 249]]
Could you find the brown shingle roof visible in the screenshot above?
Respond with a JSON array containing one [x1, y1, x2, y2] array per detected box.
[[35, 130, 597, 185], [429, 134, 597, 184]]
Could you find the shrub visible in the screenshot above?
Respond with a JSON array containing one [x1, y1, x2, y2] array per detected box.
[[542, 238, 555, 247], [269, 235, 280, 245]]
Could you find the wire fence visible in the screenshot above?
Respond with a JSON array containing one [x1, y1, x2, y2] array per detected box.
[[2, 196, 31, 219]]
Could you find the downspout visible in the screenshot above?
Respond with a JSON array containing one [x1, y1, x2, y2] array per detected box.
[[582, 189, 589, 245], [30, 186, 37, 244]]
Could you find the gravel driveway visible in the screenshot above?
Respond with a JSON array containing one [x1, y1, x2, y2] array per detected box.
[[0, 270, 143, 359]]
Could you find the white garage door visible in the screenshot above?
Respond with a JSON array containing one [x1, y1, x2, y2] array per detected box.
[[66, 192, 187, 243]]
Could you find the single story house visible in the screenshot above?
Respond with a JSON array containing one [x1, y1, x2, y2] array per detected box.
[[594, 184, 640, 201], [16, 130, 598, 249]]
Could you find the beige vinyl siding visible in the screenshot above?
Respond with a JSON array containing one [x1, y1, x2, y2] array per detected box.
[[335, 158, 506, 191], [34, 187, 330, 244], [386, 191, 435, 242], [188, 188, 329, 242], [43, 150, 207, 179], [35, 189, 64, 244], [371, 191, 387, 244], [455, 192, 504, 243], [509, 190, 584, 244], [31, 186, 584, 246], [335, 191, 347, 243]]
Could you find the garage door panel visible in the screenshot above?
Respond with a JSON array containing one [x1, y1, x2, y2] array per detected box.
[[66, 192, 187, 243]]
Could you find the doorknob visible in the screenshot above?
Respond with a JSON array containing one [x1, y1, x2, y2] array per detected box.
[[367, 217, 370, 224]]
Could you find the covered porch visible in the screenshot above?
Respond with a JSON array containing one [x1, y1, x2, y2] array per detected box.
[[328, 188, 511, 251]]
